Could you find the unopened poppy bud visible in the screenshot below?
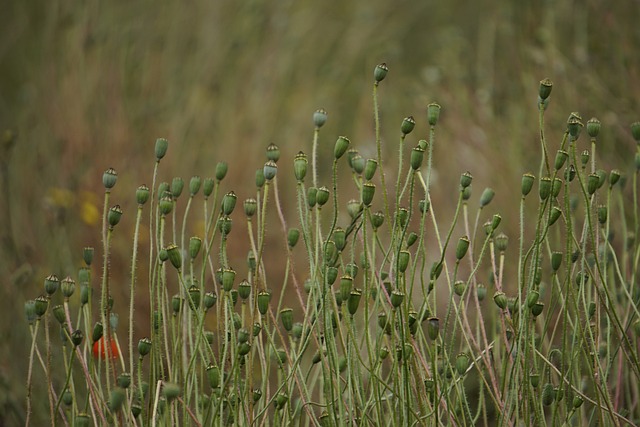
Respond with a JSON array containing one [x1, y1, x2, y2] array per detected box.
[[280, 308, 293, 332], [215, 162, 228, 182], [587, 173, 599, 195], [410, 147, 425, 170], [155, 138, 169, 160], [539, 177, 552, 200], [427, 317, 440, 340], [453, 280, 466, 296], [221, 191, 237, 216], [586, 117, 600, 138], [390, 290, 404, 308], [313, 108, 328, 128], [334, 136, 350, 160], [493, 291, 507, 310], [107, 205, 123, 227], [631, 122, 640, 142], [374, 63, 388, 82], [480, 188, 495, 207], [287, 228, 300, 248], [203, 178, 215, 198], [401, 116, 416, 135], [521, 173, 535, 196], [138, 337, 151, 356], [263, 161, 277, 181], [266, 143, 280, 163], [460, 171, 473, 189], [53, 305, 66, 324], [495, 233, 508, 252], [44, 274, 60, 296], [159, 195, 173, 215], [427, 103, 441, 127], [257, 291, 271, 315], [222, 268, 236, 292], [538, 78, 553, 100], [171, 177, 184, 199], [61, 276, 76, 298], [455, 353, 470, 375], [165, 244, 182, 270], [398, 250, 410, 273], [362, 182, 375, 206], [364, 159, 378, 180], [294, 152, 308, 182], [371, 211, 384, 230], [316, 186, 330, 207], [103, 168, 118, 189]]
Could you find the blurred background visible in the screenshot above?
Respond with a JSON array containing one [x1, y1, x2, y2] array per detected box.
[[1, 0, 639, 423]]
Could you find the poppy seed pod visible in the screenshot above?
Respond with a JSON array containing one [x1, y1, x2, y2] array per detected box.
[[159, 195, 173, 216], [109, 387, 127, 412], [456, 236, 470, 260], [288, 228, 300, 248], [419, 199, 430, 214], [165, 244, 182, 270], [410, 147, 425, 170], [460, 171, 473, 189], [257, 291, 271, 315], [479, 188, 495, 207], [280, 308, 294, 332], [347, 289, 362, 315], [138, 337, 152, 357], [339, 275, 353, 302], [243, 198, 257, 217], [548, 207, 562, 226], [326, 266, 338, 285], [334, 136, 350, 160], [189, 176, 201, 196], [136, 185, 150, 205], [255, 168, 265, 188], [203, 178, 215, 198], [477, 284, 487, 301], [539, 177, 552, 200], [351, 154, 365, 174], [495, 233, 508, 252], [221, 191, 237, 216], [631, 121, 640, 142], [294, 152, 308, 182], [453, 280, 466, 297], [263, 161, 278, 181], [538, 78, 553, 100], [364, 159, 378, 181], [313, 108, 327, 128], [171, 177, 184, 199], [206, 365, 220, 388], [215, 162, 228, 182], [554, 150, 569, 171], [61, 276, 76, 299], [587, 173, 599, 195], [493, 291, 507, 310], [108, 205, 123, 227], [187, 286, 201, 310], [597, 205, 607, 225], [155, 138, 169, 160], [567, 116, 583, 138], [103, 168, 118, 189], [427, 103, 441, 127], [551, 178, 562, 198], [406, 232, 418, 248], [52, 305, 66, 324], [586, 117, 600, 138], [390, 290, 404, 308], [609, 169, 621, 187], [531, 302, 544, 317], [203, 291, 217, 310], [427, 317, 440, 340], [455, 353, 470, 375], [44, 274, 60, 296], [401, 116, 416, 135], [521, 173, 535, 197], [266, 143, 280, 163], [217, 216, 232, 235], [374, 63, 388, 82], [221, 268, 236, 292], [189, 236, 202, 259], [397, 250, 410, 273], [316, 186, 330, 207], [397, 207, 409, 228], [238, 280, 251, 300], [362, 182, 376, 206], [371, 211, 384, 230]]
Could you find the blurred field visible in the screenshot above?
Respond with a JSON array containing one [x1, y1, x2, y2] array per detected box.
[[1, 0, 639, 423]]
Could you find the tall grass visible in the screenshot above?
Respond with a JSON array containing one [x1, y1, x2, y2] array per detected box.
[[24, 66, 640, 426]]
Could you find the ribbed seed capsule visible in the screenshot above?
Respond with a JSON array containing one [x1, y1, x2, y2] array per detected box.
[[538, 78, 553, 100], [493, 292, 507, 310], [52, 305, 66, 324], [313, 109, 327, 128], [371, 211, 384, 230], [455, 353, 470, 375], [374, 63, 388, 82], [362, 182, 375, 206], [221, 268, 236, 292], [189, 176, 201, 196], [334, 136, 350, 160], [364, 159, 378, 181], [410, 147, 425, 170], [460, 171, 473, 189], [203, 178, 215, 198], [266, 143, 280, 163], [215, 162, 228, 181], [495, 233, 508, 252], [159, 195, 173, 215], [555, 150, 568, 170], [108, 205, 123, 227], [221, 191, 237, 215], [401, 116, 416, 135], [427, 317, 440, 340], [597, 205, 607, 225], [351, 154, 365, 174], [539, 177, 552, 200], [263, 161, 277, 181], [165, 244, 182, 270], [581, 150, 590, 166], [103, 168, 118, 189], [548, 206, 562, 226], [257, 291, 271, 315], [397, 250, 410, 273], [203, 292, 217, 310], [339, 276, 353, 302], [531, 302, 544, 317], [280, 308, 293, 332], [44, 274, 60, 296], [155, 138, 169, 160], [347, 199, 362, 219], [255, 168, 265, 188], [587, 173, 599, 195], [206, 365, 220, 388], [294, 152, 308, 182], [453, 280, 466, 297], [136, 185, 150, 205], [480, 188, 495, 207], [521, 173, 535, 196], [456, 236, 470, 260], [171, 177, 184, 199], [189, 237, 202, 259], [347, 289, 362, 315], [288, 228, 300, 248], [551, 178, 562, 198], [61, 276, 76, 298], [427, 103, 441, 127], [542, 383, 555, 406], [138, 337, 152, 356], [609, 169, 621, 187], [316, 186, 330, 207], [390, 290, 404, 308], [244, 198, 257, 217], [551, 252, 563, 272]]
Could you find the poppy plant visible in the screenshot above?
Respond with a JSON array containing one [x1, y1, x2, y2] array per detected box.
[[92, 336, 119, 360]]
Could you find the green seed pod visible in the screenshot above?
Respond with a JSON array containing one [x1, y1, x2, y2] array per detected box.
[[203, 291, 217, 310], [526, 290, 540, 308], [554, 150, 568, 171], [390, 290, 404, 308], [62, 388, 73, 406], [362, 182, 376, 206], [188, 286, 201, 310], [401, 116, 416, 135], [131, 404, 142, 419], [477, 284, 487, 301], [334, 136, 350, 160], [427, 317, 440, 340], [330, 227, 345, 252], [107, 205, 123, 228], [347, 199, 362, 220], [495, 232, 508, 252], [455, 236, 470, 260], [551, 178, 562, 198], [189, 176, 201, 196], [247, 250, 256, 274], [82, 247, 94, 267], [587, 173, 599, 195], [206, 364, 220, 389], [159, 195, 173, 216], [138, 337, 151, 356], [243, 198, 257, 218], [530, 372, 540, 388], [252, 322, 262, 336], [597, 205, 607, 225], [44, 274, 60, 296], [572, 395, 584, 409], [214, 161, 228, 182], [171, 177, 184, 199], [324, 240, 337, 264], [257, 291, 271, 315], [364, 159, 378, 180], [266, 143, 280, 163], [539, 177, 552, 200], [158, 248, 168, 263], [238, 342, 251, 356], [252, 388, 263, 403], [430, 261, 443, 280], [548, 206, 562, 226], [286, 228, 300, 248], [34, 295, 48, 317], [294, 152, 308, 182], [165, 244, 182, 270], [279, 308, 294, 332], [91, 321, 103, 344], [316, 186, 330, 207], [347, 289, 362, 315], [236, 280, 251, 300], [377, 312, 388, 330], [379, 346, 389, 360], [419, 199, 430, 214], [221, 268, 236, 292], [25, 300, 37, 324], [263, 160, 278, 181], [480, 188, 495, 207], [455, 353, 470, 376], [542, 383, 555, 406], [586, 117, 600, 138], [493, 291, 507, 310], [596, 169, 607, 189], [136, 185, 150, 205], [255, 168, 265, 188], [538, 78, 553, 100], [410, 147, 425, 170], [406, 232, 418, 248], [351, 154, 365, 174], [275, 393, 288, 410], [273, 348, 287, 366], [221, 191, 237, 215], [397, 207, 409, 228], [218, 216, 232, 235], [326, 266, 338, 285], [631, 121, 640, 142], [531, 302, 544, 317], [567, 116, 583, 138], [117, 372, 131, 389], [307, 187, 317, 208], [374, 62, 388, 82], [371, 211, 384, 230], [61, 276, 76, 299], [157, 182, 170, 198], [291, 322, 303, 340], [103, 168, 118, 189], [339, 275, 353, 302], [521, 173, 535, 197], [52, 305, 66, 324], [109, 387, 126, 412], [188, 236, 202, 260], [609, 169, 620, 187], [313, 108, 328, 128], [453, 280, 466, 297], [203, 178, 215, 198], [462, 187, 472, 201], [155, 138, 169, 160], [460, 171, 473, 189], [551, 251, 563, 271], [171, 295, 183, 314], [397, 250, 410, 273], [427, 103, 441, 127]]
